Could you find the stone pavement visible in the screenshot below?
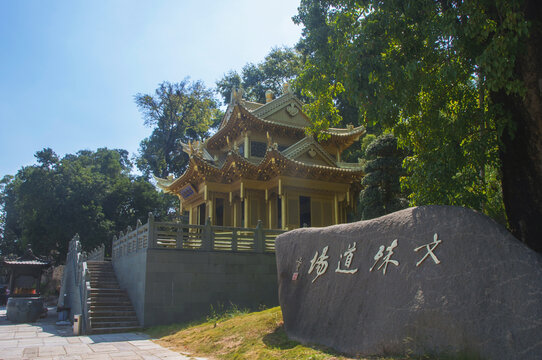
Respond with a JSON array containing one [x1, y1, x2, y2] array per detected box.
[[0, 306, 204, 360]]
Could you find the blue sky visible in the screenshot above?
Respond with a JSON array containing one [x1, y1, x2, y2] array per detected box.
[[0, 0, 302, 177]]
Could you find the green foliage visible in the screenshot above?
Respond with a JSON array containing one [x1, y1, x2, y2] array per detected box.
[[0, 175, 16, 256], [0, 148, 175, 260], [359, 134, 406, 219], [300, 74, 345, 140], [206, 302, 249, 323], [135, 79, 222, 179], [216, 46, 304, 105], [360, 134, 377, 158], [294, 0, 516, 222]]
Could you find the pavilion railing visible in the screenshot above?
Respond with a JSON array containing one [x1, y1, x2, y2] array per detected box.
[[112, 212, 285, 259]]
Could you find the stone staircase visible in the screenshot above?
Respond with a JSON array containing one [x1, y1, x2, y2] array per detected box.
[[86, 261, 141, 334]]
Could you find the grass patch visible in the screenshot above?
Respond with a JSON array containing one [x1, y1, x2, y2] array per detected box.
[[146, 306, 356, 359], [145, 306, 483, 360]]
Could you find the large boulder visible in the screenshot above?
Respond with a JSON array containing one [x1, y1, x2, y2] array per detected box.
[[275, 206, 542, 359]]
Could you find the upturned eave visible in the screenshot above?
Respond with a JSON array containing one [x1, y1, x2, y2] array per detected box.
[[160, 147, 364, 194]]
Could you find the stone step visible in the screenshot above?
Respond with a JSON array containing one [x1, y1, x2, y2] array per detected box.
[[90, 316, 139, 323], [89, 289, 130, 301], [90, 305, 135, 312], [87, 261, 113, 269], [89, 276, 116, 280], [90, 280, 119, 284], [89, 288, 125, 293], [89, 295, 131, 301], [90, 283, 120, 288], [90, 320, 140, 328], [89, 272, 115, 277], [89, 289, 128, 299], [90, 300, 132, 307], [90, 297, 131, 302], [89, 310, 136, 317], [88, 326, 142, 334], [90, 315, 137, 321], [86, 260, 140, 334], [87, 262, 112, 266], [90, 286, 120, 290], [90, 297, 131, 304], [87, 264, 113, 268], [89, 288, 126, 293]]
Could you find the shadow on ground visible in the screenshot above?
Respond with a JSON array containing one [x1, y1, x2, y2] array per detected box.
[[262, 323, 349, 358], [0, 305, 148, 343]]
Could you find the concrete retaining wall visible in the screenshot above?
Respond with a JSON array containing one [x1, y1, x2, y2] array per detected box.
[[113, 248, 278, 327], [112, 250, 147, 325]]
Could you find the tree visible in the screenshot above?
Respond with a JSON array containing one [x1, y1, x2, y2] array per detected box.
[[135, 79, 222, 179], [216, 47, 304, 105], [0, 175, 16, 256], [359, 134, 406, 220], [294, 0, 538, 250], [0, 148, 175, 260]]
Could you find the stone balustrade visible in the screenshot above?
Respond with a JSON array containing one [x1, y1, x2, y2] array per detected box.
[[58, 234, 104, 333], [112, 213, 284, 260]]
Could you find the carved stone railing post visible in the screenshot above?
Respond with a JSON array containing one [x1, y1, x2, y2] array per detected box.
[[148, 212, 157, 249], [202, 217, 213, 251], [112, 235, 118, 259], [126, 226, 133, 253], [176, 222, 184, 249], [254, 220, 264, 253], [119, 231, 125, 256], [136, 219, 142, 251], [231, 229, 238, 252]]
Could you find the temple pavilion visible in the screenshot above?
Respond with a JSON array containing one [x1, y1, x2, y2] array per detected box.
[[156, 85, 365, 230]]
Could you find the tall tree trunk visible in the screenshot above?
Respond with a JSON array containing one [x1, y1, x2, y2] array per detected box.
[[497, 0, 542, 253]]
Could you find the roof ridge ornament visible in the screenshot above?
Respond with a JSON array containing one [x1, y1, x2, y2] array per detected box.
[[265, 90, 274, 103], [286, 102, 299, 117], [230, 88, 244, 104], [181, 140, 205, 157], [283, 82, 292, 94]]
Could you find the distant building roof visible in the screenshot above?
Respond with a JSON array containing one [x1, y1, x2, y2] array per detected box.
[[2, 248, 50, 267]]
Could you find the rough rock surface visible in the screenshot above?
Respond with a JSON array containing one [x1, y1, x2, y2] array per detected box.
[[275, 206, 542, 359]]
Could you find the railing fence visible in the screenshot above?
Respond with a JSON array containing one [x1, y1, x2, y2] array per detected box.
[[112, 212, 285, 260]]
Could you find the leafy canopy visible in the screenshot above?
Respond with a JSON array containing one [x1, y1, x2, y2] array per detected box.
[[0, 148, 175, 259], [135, 79, 222, 179], [216, 47, 304, 105], [294, 0, 515, 223], [359, 134, 407, 220]]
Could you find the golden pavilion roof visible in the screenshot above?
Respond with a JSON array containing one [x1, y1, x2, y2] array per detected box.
[[157, 146, 364, 194], [156, 90, 365, 194], [207, 93, 365, 151]]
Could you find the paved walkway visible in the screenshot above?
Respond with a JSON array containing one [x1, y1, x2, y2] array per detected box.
[[0, 306, 204, 360]]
